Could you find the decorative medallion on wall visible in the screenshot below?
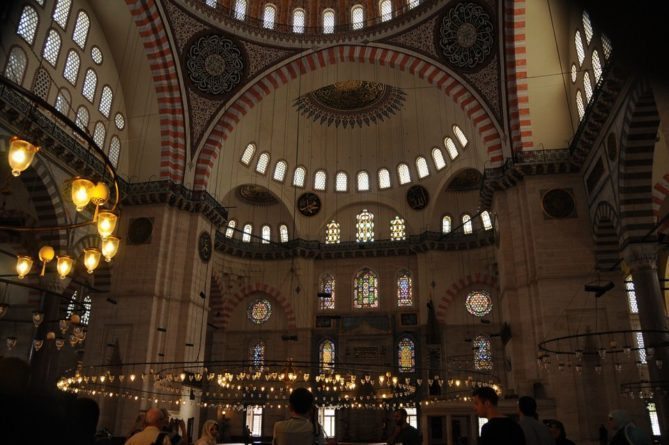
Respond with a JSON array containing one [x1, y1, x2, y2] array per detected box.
[[437, 2, 495, 71], [466, 290, 492, 317], [541, 188, 576, 219], [407, 185, 429, 210], [294, 80, 406, 128], [236, 185, 278, 206], [185, 33, 245, 97], [198, 231, 212, 262], [247, 298, 272, 324], [297, 192, 321, 217]]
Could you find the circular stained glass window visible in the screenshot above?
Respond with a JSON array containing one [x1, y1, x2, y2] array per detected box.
[[247, 298, 272, 324], [465, 291, 492, 317], [91, 46, 103, 65]]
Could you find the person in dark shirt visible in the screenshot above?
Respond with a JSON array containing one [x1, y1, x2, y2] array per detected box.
[[387, 408, 422, 445], [472, 386, 526, 445]]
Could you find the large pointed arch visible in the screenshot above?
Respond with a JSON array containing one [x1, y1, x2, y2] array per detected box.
[[214, 281, 296, 330]]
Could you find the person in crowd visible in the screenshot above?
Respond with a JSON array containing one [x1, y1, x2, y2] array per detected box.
[[545, 420, 575, 445], [472, 386, 526, 445], [69, 397, 101, 445], [272, 387, 324, 445], [518, 396, 554, 445], [194, 420, 218, 445], [125, 407, 171, 445], [607, 410, 652, 445], [387, 408, 422, 445]]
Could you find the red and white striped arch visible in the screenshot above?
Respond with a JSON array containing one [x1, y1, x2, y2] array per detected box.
[[436, 273, 498, 323], [192, 45, 504, 191]]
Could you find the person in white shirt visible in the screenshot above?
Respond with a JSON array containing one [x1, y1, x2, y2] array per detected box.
[[125, 408, 171, 445], [272, 387, 324, 445]]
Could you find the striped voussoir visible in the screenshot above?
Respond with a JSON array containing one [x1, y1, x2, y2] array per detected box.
[[193, 45, 504, 190], [126, 0, 186, 183], [436, 273, 498, 323], [211, 281, 297, 331], [592, 201, 621, 271], [504, 0, 533, 153], [618, 84, 660, 246]]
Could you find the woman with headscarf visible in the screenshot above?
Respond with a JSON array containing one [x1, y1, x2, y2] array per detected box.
[[545, 420, 575, 445], [195, 420, 218, 445], [607, 410, 652, 445]]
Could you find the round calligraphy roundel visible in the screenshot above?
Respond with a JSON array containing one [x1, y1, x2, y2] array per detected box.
[[407, 185, 429, 210]]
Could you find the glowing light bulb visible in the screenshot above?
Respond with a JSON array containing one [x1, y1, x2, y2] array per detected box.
[[8, 137, 40, 176], [16, 256, 33, 279], [56, 255, 74, 279], [83, 248, 101, 274], [71, 178, 94, 211]]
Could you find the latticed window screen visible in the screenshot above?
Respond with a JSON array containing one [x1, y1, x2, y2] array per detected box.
[[357, 171, 370, 191], [453, 125, 469, 147], [380, 0, 392, 22], [320, 339, 335, 373], [582, 11, 593, 45], [319, 274, 336, 310], [75, 106, 89, 131], [17, 6, 38, 44], [397, 271, 413, 306], [82, 69, 97, 102], [263, 5, 276, 29], [576, 90, 585, 120], [398, 337, 415, 372], [63, 50, 80, 85], [293, 166, 306, 187], [351, 5, 364, 30], [5, 47, 27, 84], [273, 160, 287, 182], [325, 220, 340, 244], [225, 220, 237, 238], [99, 86, 113, 117], [240, 143, 255, 165], [43, 29, 62, 67], [92, 122, 105, 148], [115, 113, 125, 130], [32, 68, 51, 100], [462, 214, 473, 234], [336, 172, 348, 192], [261, 225, 271, 244], [91, 46, 103, 64], [356, 209, 374, 242], [481, 211, 493, 230], [398, 163, 411, 185], [255, 152, 270, 174], [432, 147, 446, 170], [571, 64, 578, 83], [109, 136, 121, 167], [625, 275, 639, 314], [314, 170, 327, 191], [444, 137, 459, 160], [474, 336, 493, 370], [575, 30, 585, 65], [293, 9, 305, 33], [442, 215, 452, 233], [416, 157, 429, 178], [55, 89, 71, 115], [353, 268, 378, 308], [323, 10, 335, 33], [390, 216, 406, 241], [279, 224, 289, 243], [234, 0, 247, 20], [72, 11, 90, 49], [592, 51, 602, 83], [584, 72, 593, 103], [602, 34, 612, 59], [378, 168, 391, 189], [242, 224, 252, 242], [53, 0, 71, 29]]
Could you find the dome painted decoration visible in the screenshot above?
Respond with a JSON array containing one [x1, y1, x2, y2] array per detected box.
[[437, 2, 495, 71], [185, 33, 245, 96], [293, 80, 406, 128]]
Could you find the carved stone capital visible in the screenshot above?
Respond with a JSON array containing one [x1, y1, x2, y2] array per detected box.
[[622, 243, 658, 272]]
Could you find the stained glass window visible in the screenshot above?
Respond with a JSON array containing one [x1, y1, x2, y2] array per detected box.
[[99, 85, 113, 117], [380, 0, 392, 22], [353, 268, 378, 308], [466, 290, 492, 317], [225, 219, 237, 238], [314, 170, 327, 191], [43, 29, 61, 67], [72, 11, 90, 49], [481, 211, 493, 230], [584, 71, 593, 103], [323, 9, 335, 34], [279, 224, 289, 243], [625, 275, 638, 314], [582, 11, 593, 45], [356, 209, 374, 243], [462, 214, 472, 234], [432, 147, 446, 170], [241, 143, 255, 165], [256, 152, 270, 174], [109, 136, 120, 168], [474, 336, 492, 370], [263, 4, 276, 29], [82, 69, 97, 102], [416, 157, 429, 179], [242, 224, 252, 242], [378, 168, 391, 189], [293, 9, 305, 33], [357, 171, 370, 191], [261, 225, 271, 244], [93, 122, 105, 148], [390, 216, 406, 241], [442, 215, 452, 233], [351, 5, 364, 30], [17, 6, 38, 45], [319, 274, 335, 310], [453, 125, 469, 148], [444, 137, 459, 160], [325, 220, 340, 244], [293, 166, 306, 187], [53, 0, 71, 29], [397, 270, 413, 307], [5, 47, 27, 84], [75, 106, 89, 131], [250, 340, 265, 370], [63, 50, 80, 85], [398, 337, 415, 373], [234, 0, 247, 20], [592, 50, 602, 83], [247, 299, 272, 324], [336, 171, 348, 192], [398, 163, 411, 185], [576, 90, 585, 120], [575, 30, 585, 66], [320, 339, 335, 373], [273, 160, 287, 182]]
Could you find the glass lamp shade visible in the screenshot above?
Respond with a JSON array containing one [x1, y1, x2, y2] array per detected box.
[[56, 255, 74, 279], [90, 182, 109, 207], [71, 178, 94, 211], [97, 211, 117, 238], [101, 236, 120, 262], [8, 137, 40, 177], [16, 255, 33, 279], [32, 311, 44, 327], [0, 303, 8, 318], [83, 248, 101, 274]]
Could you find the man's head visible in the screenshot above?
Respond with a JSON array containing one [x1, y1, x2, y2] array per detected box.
[[518, 396, 538, 419], [288, 387, 314, 416], [472, 386, 499, 419], [145, 407, 165, 428], [393, 408, 408, 426]]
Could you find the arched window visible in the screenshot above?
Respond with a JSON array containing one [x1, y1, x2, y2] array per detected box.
[[225, 219, 237, 238], [576, 90, 585, 120], [53, 0, 71, 29], [109, 136, 121, 167], [353, 268, 378, 308], [205, 0, 217, 7], [234, 0, 247, 20], [81, 295, 92, 325], [279, 224, 289, 243], [115, 113, 125, 130], [93, 122, 105, 148], [397, 270, 413, 306], [453, 125, 469, 148], [323, 9, 335, 34], [4, 47, 27, 84], [263, 4, 276, 29], [582, 11, 593, 45], [442, 215, 452, 233], [571, 63, 578, 83], [99, 85, 113, 117], [63, 50, 80, 85], [592, 50, 602, 83], [432, 147, 446, 170], [416, 156, 429, 179], [398, 337, 415, 373], [602, 34, 612, 60], [17, 6, 38, 45], [91, 46, 103, 65], [55, 88, 71, 115], [408, 0, 420, 8], [240, 143, 256, 165], [261, 225, 271, 244], [390, 216, 406, 241], [575, 30, 585, 65], [351, 5, 364, 30], [293, 9, 305, 33], [319, 339, 335, 373], [380, 0, 392, 22], [584, 71, 593, 103], [250, 340, 264, 371], [335, 171, 348, 192], [314, 170, 327, 191], [624, 274, 639, 314], [397, 163, 411, 185], [356, 209, 374, 242], [75, 106, 89, 131], [72, 11, 90, 49], [273, 160, 287, 182], [43, 29, 62, 67], [357, 171, 370, 191], [481, 211, 493, 230], [462, 214, 472, 234], [444, 137, 459, 160], [256, 152, 270, 174], [325, 220, 340, 244], [378, 168, 391, 189], [319, 274, 336, 310], [82, 69, 97, 102], [293, 166, 306, 187], [242, 224, 252, 242], [32, 68, 51, 100], [474, 336, 492, 370]]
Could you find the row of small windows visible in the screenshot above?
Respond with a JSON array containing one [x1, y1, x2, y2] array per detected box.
[[239, 127, 467, 191], [441, 212, 493, 235], [18, 3, 89, 49], [225, 220, 290, 244], [317, 269, 414, 310]]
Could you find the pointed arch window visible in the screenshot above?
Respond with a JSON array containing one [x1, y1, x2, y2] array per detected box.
[[53, 0, 71, 29], [442, 215, 452, 233], [250, 340, 265, 371], [263, 4, 276, 29], [293, 9, 305, 33], [43, 29, 62, 67], [584, 72, 593, 103], [261, 225, 271, 244], [481, 211, 493, 230], [356, 209, 374, 242], [241, 143, 256, 165], [353, 268, 378, 308], [432, 147, 446, 170], [380, 0, 392, 22], [279, 224, 289, 243], [314, 170, 327, 191], [293, 166, 306, 187], [576, 90, 585, 121], [398, 337, 415, 373], [390, 216, 406, 241], [234, 0, 247, 20], [32, 68, 51, 100], [582, 11, 593, 45], [325, 220, 340, 244], [453, 125, 469, 148], [335, 171, 348, 192], [82, 69, 97, 102], [225, 219, 237, 238], [319, 339, 335, 373], [397, 163, 411, 185], [93, 122, 105, 148], [474, 336, 492, 370], [357, 171, 370, 191], [55, 88, 71, 115], [273, 160, 287, 182], [17, 6, 38, 45], [319, 274, 336, 310], [378, 168, 391, 189], [242, 224, 253, 242], [99, 86, 113, 117], [444, 137, 459, 160], [323, 9, 335, 34], [592, 50, 602, 83], [397, 270, 413, 307], [5, 47, 27, 84], [75, 106, 89, 131], [72, 11, 90, 49], [256, 152, 270, 174], [63, 50, 80, 85], [109, 136, 121, 168], [351, 5, 364, 30], [462, 214, 472, 234], [575, 30, 585, 65], [416, 157, 429, 179]]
